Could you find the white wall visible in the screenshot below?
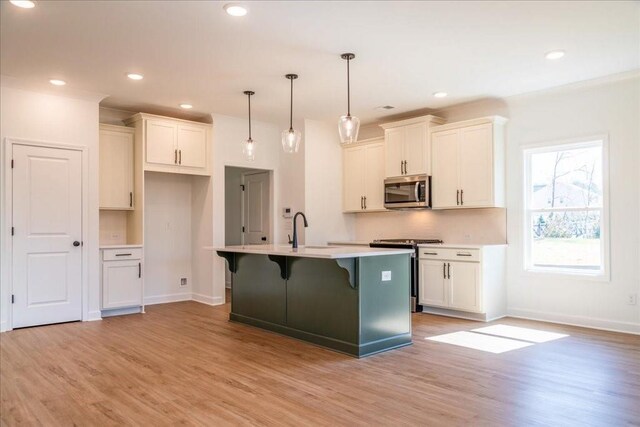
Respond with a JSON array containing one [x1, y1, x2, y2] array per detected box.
[[304, 119, 354, 244], [207, 114, 297, 304], [143, 172, 193, 304], [503, 76, 640, 333], [0, 85, 104, 331]]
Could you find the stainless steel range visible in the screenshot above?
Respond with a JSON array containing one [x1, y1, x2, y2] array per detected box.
[[369, 239, 443, 312]]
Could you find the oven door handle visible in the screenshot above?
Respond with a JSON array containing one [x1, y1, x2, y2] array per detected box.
[[414, 182, 420, 202]]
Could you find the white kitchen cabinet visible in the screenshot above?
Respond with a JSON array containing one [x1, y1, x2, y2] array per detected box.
[[101, 247, 144, 311], [343, 138, 385, 212], [380, 115, 445, 178], [431, 116, 506, 209], [418, 244, 506, 321], [99, 124, 135, 210], [124, 113, 211, 176]]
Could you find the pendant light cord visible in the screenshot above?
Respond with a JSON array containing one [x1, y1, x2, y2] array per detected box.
[[346, 57, 351, 117], [247, 92, 252, 140], [289, 77, 294, 131]]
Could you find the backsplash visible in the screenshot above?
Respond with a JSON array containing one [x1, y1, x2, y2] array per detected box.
[[353, 208, 507, 244]]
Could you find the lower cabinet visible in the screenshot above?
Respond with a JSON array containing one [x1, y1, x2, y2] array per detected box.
[[418, 245, 505, 320], [101, 247, 143, 311]]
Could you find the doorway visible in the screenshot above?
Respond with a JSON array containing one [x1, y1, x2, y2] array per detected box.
[[9, 142, 85, 328], [224, 166, 273, 289]]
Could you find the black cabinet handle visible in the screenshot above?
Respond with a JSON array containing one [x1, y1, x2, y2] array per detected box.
[[138, 262, 141, 278], [115, 253, 132, 257], [73, 241, 80, 247], [174, 149, 178, 164], [447, 262, 451, 279], [364, 196, 367, 210], [461, 189, 464, 205], [443, 263, 446, 279], [129, 192, 133, 207], [179, 149, 182, 165], [361, 196, 364, 210], [457, 190, 460, 206]]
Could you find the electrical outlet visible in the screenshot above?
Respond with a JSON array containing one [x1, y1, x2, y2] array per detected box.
[[381, 271, 392, 282], [180, 278, 188, 287], [628, 293, 637, 305]]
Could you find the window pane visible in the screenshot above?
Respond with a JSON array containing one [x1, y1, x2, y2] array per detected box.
[[531, 210, 601, 270], [530, 145, 602, 209]]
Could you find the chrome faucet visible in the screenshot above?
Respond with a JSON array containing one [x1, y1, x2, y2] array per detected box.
[[291, 212, 308, 250]]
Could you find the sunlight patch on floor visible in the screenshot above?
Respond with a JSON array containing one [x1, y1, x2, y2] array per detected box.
[[426, 331, 534, 354], [471, 324, 569, 343]]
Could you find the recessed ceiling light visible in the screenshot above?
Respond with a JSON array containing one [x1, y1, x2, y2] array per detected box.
[[10, 1, 36, 9], [49, 79, 66, 86], [180, 103, 193, 109], [545, 50, 565, 60], [433, 92, 448, 98], [224, 3, 247, 17], [127, 73, 144, 80]]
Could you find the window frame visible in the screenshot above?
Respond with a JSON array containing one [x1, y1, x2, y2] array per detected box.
[[522, 135, 610, 281]]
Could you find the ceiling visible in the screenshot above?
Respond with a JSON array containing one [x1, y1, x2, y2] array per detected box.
[[1, 1, 639, 126]]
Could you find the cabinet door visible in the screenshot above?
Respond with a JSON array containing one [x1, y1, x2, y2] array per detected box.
[[363, 143, 385, 210], [419, 260, 448, 307], [459, 123, 493, 207], [403, 123, 427, 176], [448, 261, 481, 312], [384, 128, 405, 178], [177, 124, 207, 169], [431, 129, 460, 209], [145, 120, 177, 166], [343, 145, 365, 212], [99, 129, 134, 209], [102, 260, 142, 309]]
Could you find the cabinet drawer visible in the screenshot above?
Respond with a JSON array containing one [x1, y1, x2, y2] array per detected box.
[[419, 247, 480, 262], [102, 248, 142, 261]]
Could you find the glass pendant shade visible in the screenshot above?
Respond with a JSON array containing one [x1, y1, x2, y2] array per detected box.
[[338, 114, 360, 144], [242, 138, 256, 161], [282, 128, 301, 153]]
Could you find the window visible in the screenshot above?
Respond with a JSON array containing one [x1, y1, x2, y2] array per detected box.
[[523, 138, 608, 277]]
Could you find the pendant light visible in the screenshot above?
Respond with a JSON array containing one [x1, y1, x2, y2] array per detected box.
[[282, 74, 301, 153], [338, 53, 360, 144], [242, 90, 256, 161]]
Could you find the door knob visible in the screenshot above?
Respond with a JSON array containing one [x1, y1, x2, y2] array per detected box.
[[261, 237, 267, 241], [73, 241, 80, 247]]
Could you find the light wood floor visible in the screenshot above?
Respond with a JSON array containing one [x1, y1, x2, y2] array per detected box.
[[1, 300, 639, 426]]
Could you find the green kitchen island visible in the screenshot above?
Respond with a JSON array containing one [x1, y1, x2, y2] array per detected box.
[[213, 244, 414, 358]]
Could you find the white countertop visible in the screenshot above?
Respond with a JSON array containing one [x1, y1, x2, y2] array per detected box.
[[208, 244, 414, 259], [100, 244, 143, 249], [418, 243, 507, 249]]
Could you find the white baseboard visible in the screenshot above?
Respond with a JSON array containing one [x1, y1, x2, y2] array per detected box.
[[86, 310, 102, 322], [507, 307, 640, 335], [144, 292, 192, 306], [0, 320, 8, 333], [192, 293, 224, 306], [101, 306, 142, 317]]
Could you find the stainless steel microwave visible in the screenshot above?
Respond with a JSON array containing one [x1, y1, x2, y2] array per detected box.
[[384, 174, 430, 209]]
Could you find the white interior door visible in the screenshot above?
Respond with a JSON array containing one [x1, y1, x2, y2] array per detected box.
[[243, 172, 270, 245], [12, 144, 83, 328]]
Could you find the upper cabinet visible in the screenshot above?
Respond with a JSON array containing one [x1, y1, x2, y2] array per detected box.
[[380, 115, 445, 178], [99, 124, 135, 210], [124, 113, 211, 176], [431, 116, 507, 209], [343, 138, 385, 212]]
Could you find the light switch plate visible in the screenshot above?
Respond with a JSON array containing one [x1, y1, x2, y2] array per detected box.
[[381, 271, 392, 281]]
